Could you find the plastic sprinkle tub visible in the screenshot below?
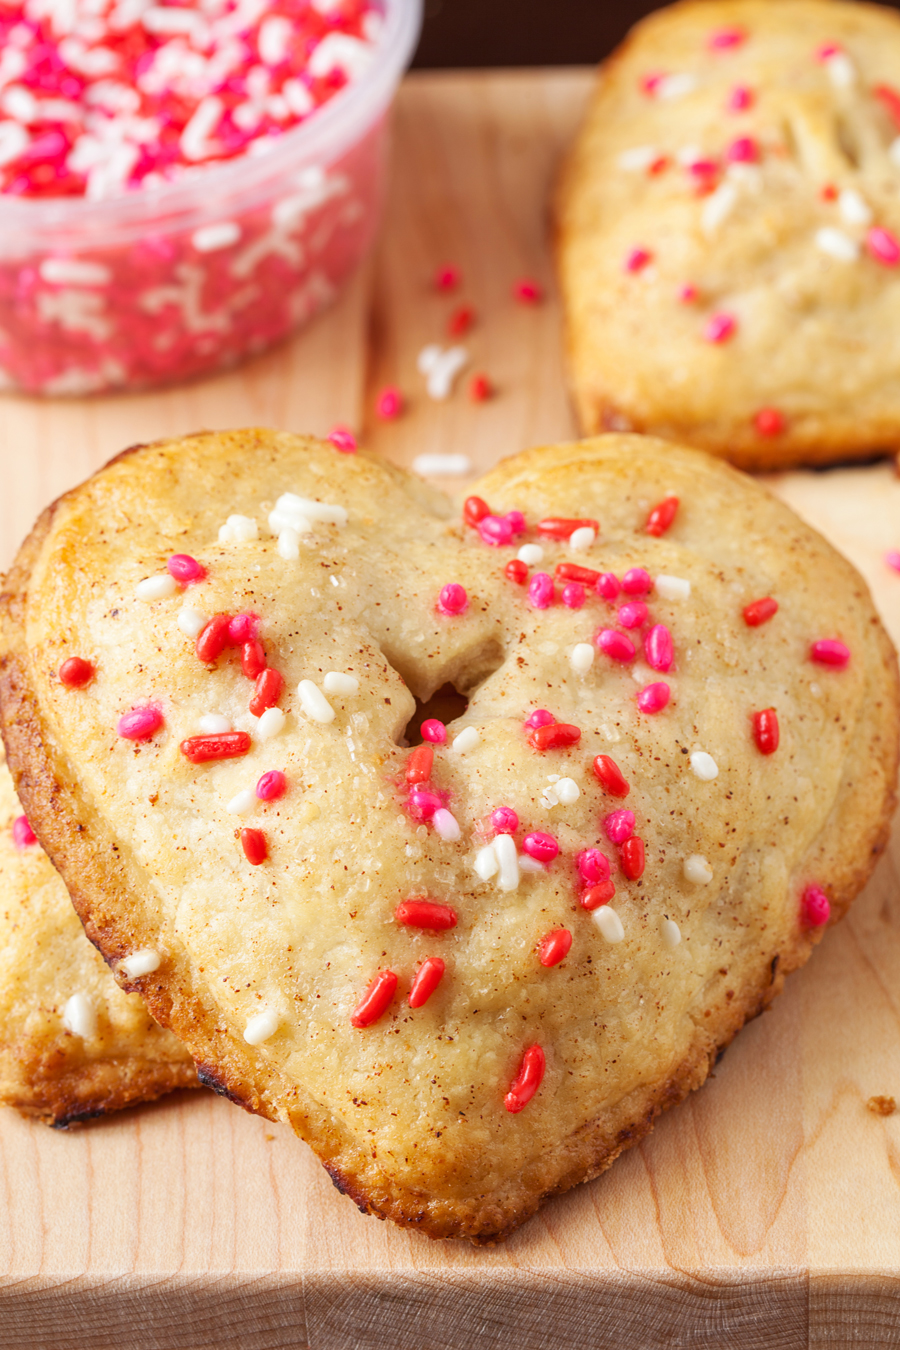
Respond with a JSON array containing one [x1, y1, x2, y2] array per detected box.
[[0, 0, 421, 395]]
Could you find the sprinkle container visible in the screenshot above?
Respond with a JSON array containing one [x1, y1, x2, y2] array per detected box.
[[0, 0, 421, 395]]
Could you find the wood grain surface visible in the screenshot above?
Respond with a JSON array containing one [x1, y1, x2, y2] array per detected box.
[[1, 71, 900, 1350]]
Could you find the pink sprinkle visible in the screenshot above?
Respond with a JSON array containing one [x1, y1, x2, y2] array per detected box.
[[167, 554, 206, 584], [625, 248, 653, 273], [562, 582, 586, 609], [867, 227, 900, 267], [727, 84, 754, 111], [421, 719, 447, 744], [704, 312, 738, 344], [885, 550, 900, 574], [513, 278, 543, 304], [596, 573, 621, 600], [523, 831, 559, 863], [709, 26, 746, 49], [228, 613, 260, 644], [727, 136, 759, 163], [478, 515, 514, 547], [376, 386, 404, 420], [604, 810, 635, 844], [577, 848, 611, 884], [528, 573, 555, 609], [12, 815, 37, 849], [409, 789, 442, 822], [678, 284, 699, 304], [816, 42, 841, 61], [438, 583, 468, 616], [622, 568, 653, 596], [689, 158, 719, 179], [618, 601, 648, 629], [256, 770, 286, 802], [505, 511, 527, 536], [801, 884, 831, 927], [641, 72, 665, 95], [491, 806, 519, 834], [645, 624, 674, 672], [811, 639, 850, 668], [434, 264, 461, 291], [525, 709, 555, 730], [117, 706, 163, 741], [328, 426, 357, 453], [597, 629, 636, 662], [636, 681, 671, 714]]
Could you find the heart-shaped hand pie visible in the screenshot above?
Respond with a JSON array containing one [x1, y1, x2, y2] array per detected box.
[[1, 429, 896, 1240], [0, 751, 196, 1126]]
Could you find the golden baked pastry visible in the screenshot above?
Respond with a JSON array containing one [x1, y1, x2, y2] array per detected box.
[[0, 751, 197, 1126], [556, 0, 900, 470], [0, 429, 896, 1237]]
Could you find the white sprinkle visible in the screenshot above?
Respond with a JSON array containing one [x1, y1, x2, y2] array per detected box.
[[270, 508, 313, 535], [191, 221, 241, 252], [420, 345, 468, 401], [890, 137, 900, 170], [474, 843, 498, 881], [135, 573, 178, 601], [726, 162, 762, 192], [258, 13, 292, 64], [517, 543, 544, 565], [655, 573, 691, 601], [243, 1009, 280, 1046], [838, 189, 872, 226], [593, 907, 625, 942], [180, 94, 222, 161], [568, 526, 596, 552], [826, 53, 856, 89], [63, 992, 97, 1039], [177, 606, 206, 638], [227, 788, 256, 816], [661, 918, 682, 950], [307, 31, 372, 81], [701, 182, 737, 236], [656, 72, 697, 101], [0, 121, 29, 168], [199, 713, 232, 735], [323, 672, 359, 696], [675, 143, 703, 167], [690, 751, 719, 781], [256, 707, 285, 739], [277, 527, 300, 560], [417, 343, 442, 374], [118, 948, 160, 979], [570, 642, 595, 674], [617, 145, 659, 172], [218, 514, 258, 544], [518, 855, 545, 874], [815, 227, 859, 262], [143, 5, 201, 33], [451, 726, 480, 754], [298, 679, 335, 724], [554, 777, 580, 805], [273, 492, 347, 526], [541, 785, 559, 808], [39, 257, 112, 286], [494, 833, 520, 892], [433, 808, 461, 842], [683, 854, 713, 884], [412, 453, 473, 477], [281, 77, 314, 118]]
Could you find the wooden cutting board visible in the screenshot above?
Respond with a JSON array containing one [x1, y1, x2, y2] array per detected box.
[[1, 71, 900, 1350]]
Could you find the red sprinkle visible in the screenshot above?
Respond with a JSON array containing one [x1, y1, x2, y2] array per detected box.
[[539, 929, 572, 968], [625, 247, 653, 273], [821, 183, 838, 202], [421, 719, 447, 745], [755, 407, 787, 437], [59, 656, 94, 688], [438, 583, 468, 616], [646, 496, 679, 537], [328, 426, 358, 453], [621, 567, 653, 596], [196, 614, 233, 663], [256, 770, 286, 801], [504, 1044, 545, 1113], [753, 708, 780, 755], [409, 957, 445, 1009], [434, 264, 461, 291], [538, 517, 599, 540], [649, 155, 670, 175], [874, 84, 900, 130], [744, 596, 779, 626], [469, 373, 493, 402], [678, 283, 699, 304], [513, 279, 543, 304], [241, 640, 267, 679], [556, 562, 601, 586], [867, 227, 900, 267], [811, 639, 850, 668], [582, 880, 616, 910], [636, 682, 671, 714], [117, 706, 163, 741], [448, 304, 476, 337], [228, 613, 259, 644], [405, 746, 434, 784], [527, 722, 581, 751], [351, 970, 398, 1028], [704, 312, 738, 344], [491, 806, 519, 834], [376, 386, 404, 420], [505, 559, 529, 585], [523, 832, 559, 863], [620, 836, 646, 880], [463, 495, 491, 527], [727, 84, 754, 111], [180, 731, 251, 764], [167, 554, 206, 584], [593, 755, 630, 798], [597, 629, 636, 663], [801, 885, 831, 928], [241, 827, 267, 866], [249, 668, 283, 718], [396, 899, 458, 930], [12, 815, 37, 849], [709, 25, 746, 49]]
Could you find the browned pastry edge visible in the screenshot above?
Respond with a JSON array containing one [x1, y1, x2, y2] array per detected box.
[[1, 434, 897, 1239], [5, 1051, 199, 1129]]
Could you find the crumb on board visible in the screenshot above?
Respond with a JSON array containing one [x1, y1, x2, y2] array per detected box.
[[866, 1096, 896, 1117]]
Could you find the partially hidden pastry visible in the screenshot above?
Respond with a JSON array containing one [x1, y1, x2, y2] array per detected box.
[[556, 0, 900, 470], [0, 428, 896, 1236], [0, 750, 197, 1125]]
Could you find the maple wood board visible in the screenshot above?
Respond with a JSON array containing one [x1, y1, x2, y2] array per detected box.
[[1, 70, 900, 1350]]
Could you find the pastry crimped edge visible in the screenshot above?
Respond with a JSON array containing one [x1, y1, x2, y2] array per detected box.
[[0, 432, 897, 1238]]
